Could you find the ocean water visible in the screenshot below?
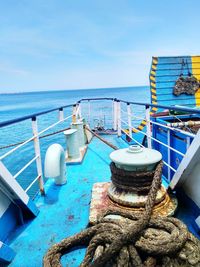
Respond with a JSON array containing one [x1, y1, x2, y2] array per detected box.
[[0, 86, 149, 198]]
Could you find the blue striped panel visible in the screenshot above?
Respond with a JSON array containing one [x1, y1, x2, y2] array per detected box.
[[156, 68, 193, 76], [157, 56, 191, 64], [150, 56, 197, 109], [156, 63, 193, 70]]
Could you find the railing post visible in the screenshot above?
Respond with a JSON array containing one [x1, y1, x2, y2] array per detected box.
[[58, 108, 64, 121], [72, 104, 77, 123], [145, 105, 152, 148], [113, 99, 118, 131], [186, 136, 191, 149], [88, 100, 91, 125], [31, 117, 45, 195], [117, 100, 121, 137], [127, 103, 132, 138], [167, 129, 171, 181], [77, 102, 82, 119]]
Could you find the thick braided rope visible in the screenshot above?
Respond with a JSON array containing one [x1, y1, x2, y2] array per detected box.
[[110, 162, 155, 193], [43, 161, 200, 267]]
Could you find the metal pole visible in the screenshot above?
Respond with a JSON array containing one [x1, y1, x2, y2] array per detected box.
[[78, 102, 82, 119], [59, 108, 64, 121], [145, 105, 152, 148], [167, 129, 171, 181], [32, 117, 45, 195], [186, 136, 191, 150], [127, 103, 132, 138], [113, 100, 118, 131], [72, 104, 77, 123], [117, 101, 121, 137], [88, 100, 91, 125]]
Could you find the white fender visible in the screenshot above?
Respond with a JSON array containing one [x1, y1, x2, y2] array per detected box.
[[44, 144, 66, 185]]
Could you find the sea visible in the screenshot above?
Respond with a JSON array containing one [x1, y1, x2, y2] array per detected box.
[[0, 86, 149, 198]]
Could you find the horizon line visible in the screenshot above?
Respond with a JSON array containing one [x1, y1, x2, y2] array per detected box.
[[0, 84, 148, 95]]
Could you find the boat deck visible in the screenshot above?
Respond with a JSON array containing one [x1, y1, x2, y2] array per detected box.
[[6, 135, 127, 267], [6, 135, 200, 267]]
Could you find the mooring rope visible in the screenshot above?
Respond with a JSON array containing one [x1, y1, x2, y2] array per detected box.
[[0, 127, 70, 150], [84, 126, 118, 150], [110, 162, 155, 193], [43, 161, 200, 267]]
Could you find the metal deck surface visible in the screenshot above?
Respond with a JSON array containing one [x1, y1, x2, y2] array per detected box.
[[5, 135, 200, 266], [6, 135, 127, 267]]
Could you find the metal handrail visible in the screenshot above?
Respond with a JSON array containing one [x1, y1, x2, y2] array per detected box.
[[0, 97, 199, 195], [118, 99, 200, 114], [120, 119, 185, 157], [0, 104, 74, 128], [1, 97, 200, 129], [14, 155, 39, 179], [0, 105, 75, 196]]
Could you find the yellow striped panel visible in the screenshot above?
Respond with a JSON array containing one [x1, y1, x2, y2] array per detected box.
[[151, 89, 156, 94], [191, 56, 200, 63], [132, 128, 139, 133], [152, 101, 157, 104], [138, 125, 144, 130], [150, 76, 156, 82], [152, 94, 157, 100], [152, 65, 156, 70], [141, 120, 147, 126], [152, 107, 158, 111], [193, 74, 200, 79], [192, 56, 200, 107], [150, 70, 156, 75], [152, 58, 158, 64], [150, 82, 156, 87]]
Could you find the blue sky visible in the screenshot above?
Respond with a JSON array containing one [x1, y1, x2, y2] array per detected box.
[[0, 0, 200, 92]]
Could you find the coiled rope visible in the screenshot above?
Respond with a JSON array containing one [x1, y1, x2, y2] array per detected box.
[[43, 160, 200, 266], [110, 162, 155, 193]]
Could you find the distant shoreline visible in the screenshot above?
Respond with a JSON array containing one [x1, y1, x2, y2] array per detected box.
[[0, 85, 148, 95]]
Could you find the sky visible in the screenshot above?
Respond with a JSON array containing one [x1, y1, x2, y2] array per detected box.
[[0, 0, 200, 92]]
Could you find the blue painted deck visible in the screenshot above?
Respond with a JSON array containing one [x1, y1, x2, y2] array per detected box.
[[5, 135, 200, 266], [6, 135, 127, 267]]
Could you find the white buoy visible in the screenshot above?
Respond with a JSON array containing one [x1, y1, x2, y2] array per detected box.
[[44, 144, 66, 185]]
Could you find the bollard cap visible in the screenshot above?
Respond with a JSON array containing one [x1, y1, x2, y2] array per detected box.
[[110, 145, 162, 171], [63, 129, 77, 135]]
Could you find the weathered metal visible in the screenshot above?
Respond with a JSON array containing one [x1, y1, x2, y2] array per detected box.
[[89, 182, 178, 225], [108, 184, 166, 207]]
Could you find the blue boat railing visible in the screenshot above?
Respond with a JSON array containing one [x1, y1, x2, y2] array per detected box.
[[0, 97, 199, 198]]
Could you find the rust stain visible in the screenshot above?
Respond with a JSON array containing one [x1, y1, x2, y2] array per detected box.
[[89, 182, 178, 224], [68, 215, 74, 221]]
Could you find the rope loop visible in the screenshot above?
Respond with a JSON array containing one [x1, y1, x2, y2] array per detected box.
[[43, 160, 200, 267]]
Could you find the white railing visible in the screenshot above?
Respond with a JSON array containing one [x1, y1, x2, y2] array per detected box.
[[0, 97, 198, 198], [114, 100, 196, 183], [0, 105, 78, 197]]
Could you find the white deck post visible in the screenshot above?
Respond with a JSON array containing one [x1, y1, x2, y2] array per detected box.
[[77, 102, 82, 119], [117, 101, 121, 137], [88, 100, 91, 125], [72, 104, 77, 123], [167, 129, 171, 181], [31, 117, 45, 195], [146, 105, 152, 149], [113, 99, 118, 131], [58, 108, 64, 121], [127, 103, 132, 138]]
